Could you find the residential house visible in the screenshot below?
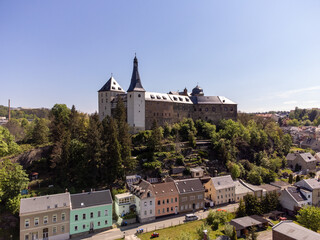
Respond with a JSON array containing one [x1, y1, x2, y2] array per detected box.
[[238, 179, 263, 198], [234, 180, 253, 202], [175, 178, 205, 213], [301, 138, 320, 152], [130, 179, 155, 223], [152, 181, 179, 217], [20, 192, 71, 240], [190, 167, 204, 178], [259, 184, 281, 196], [126, 175, 141, 187], [114, 192, 135, 218], [229, 215, 268, 238], [70, 190, 113, 237], [272, 220, 320, 240], [201, 177, 213, 201], [210, 175, 235, 205], [279, 187, 312, 215], [286, 152, 317, 172], [295, 178, 320, 206]]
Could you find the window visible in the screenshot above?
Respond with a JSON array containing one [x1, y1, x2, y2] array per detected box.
[[104, 210, 108, 216], [171, 207, 173, 212], [150, 209, 152, 214], [61, 213, 65, 221], [224, 107, 228, 112], [205, 108, 208, 112], [158, 200, 161, 205], [163, 200, 165, 204], [75, 226, 78, 231], [167, 207, 169, 212], [158, 209, 160, 214], [34, 218, 39, 226], [144, 210, 147, 216], [83, 224, 86, 230], [43, 216, 48, 224], [25, 235, 29, 240], [25, 219, 30, 228], [83, 213, 86, 220], [144, 202, 147, 206], [167, 199, 169, 203], [175, 197, 177, 202], [198, 194, 203, 199], [181, 205, 184, 210], [98, 211, 101, 217], [105, 220, 108, 225], [182, 197, 187, 202], [61, 225, 65, 233], [54, 204, 58, 208], [150, 201, 152, 205], [171, 198, 173, 203], [98, 222, 101, 226], [75, 215, 78, 221], [138, 94, 141, 98], [162, 208, 165, 213], [212, 107, 216, 112], [53, 226, 57, 234], [90, 212, 94, 218], [52, 215, 57, 223], [190, 196, 195, 201]]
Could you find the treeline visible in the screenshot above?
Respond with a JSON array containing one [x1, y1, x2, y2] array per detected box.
[[0, 105, 50, 119], [286, 107, 320, 126], [48, 99, 134, 189]]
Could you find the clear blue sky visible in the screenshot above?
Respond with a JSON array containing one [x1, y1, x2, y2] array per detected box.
[[1, 0, 320, 113]]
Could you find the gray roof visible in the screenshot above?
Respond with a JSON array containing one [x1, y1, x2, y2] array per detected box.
[[300, 152, 317, 162], [286, 153, 298, 161], [270, 181, 291, 188], [212, 175, 235, 190], [259, 184, 280, 192], [127, 56, 145, 92], [71, 190, 112, 209], [131, 179, 154, 199], [234, 180, 253, 195], [190, 96, 236, 105], [190, 167, 204, 173], [287, 187, 307, 202], [20, 192, 71, 215], [175, 178, 205, 194], [230, 215, 268, 231], [273, 221, 320, 240], [296, 178, 320, 190], [98, 76, 125, 92]]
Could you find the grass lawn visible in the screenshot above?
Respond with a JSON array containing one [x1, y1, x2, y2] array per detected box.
[[138, 219, 225, 240]]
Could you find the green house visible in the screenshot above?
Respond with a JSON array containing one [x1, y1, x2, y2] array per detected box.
[[70, 190, 113, 237]]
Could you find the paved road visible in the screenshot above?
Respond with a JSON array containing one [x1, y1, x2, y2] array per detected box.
[[72, 203, 239, 240]]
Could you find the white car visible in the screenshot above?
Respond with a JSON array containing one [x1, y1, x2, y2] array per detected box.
[[185, 214, 198, 221]]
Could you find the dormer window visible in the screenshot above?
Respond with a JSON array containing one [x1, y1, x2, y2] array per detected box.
[[173, 97, 177, 101], [112, 86, 115, 90], [162, 96, 167, 100], [179, 97, 183, 101], [147, 191, 151, 198], [151, 95, 155, 99], [185, 98, 190, 102], [118, 87, 122, 90], [156, 95, 161, 99], [113, 82, 116, 85]]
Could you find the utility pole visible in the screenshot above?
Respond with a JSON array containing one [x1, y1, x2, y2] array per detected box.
[[8, 99, 11, 121]]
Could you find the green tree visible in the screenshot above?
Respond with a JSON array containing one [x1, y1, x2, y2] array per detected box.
[[236, 199, 247, 217], [231, 226, 238, 240], [196, 223, 211, 240], [288, 174, 293, 184], [246, 226, 258, 240], [297, 206, 320, 232], [224, 223, 234, 238], [231, 164, 241, 180], [0, 159, 29, 214], [32, 118, 49, 145], [262, 192, 279, 213], [0, 126, 20, 157], [148, 120, 163, 152], [244, 194, 262, 216], [247, 170, 262, 185]]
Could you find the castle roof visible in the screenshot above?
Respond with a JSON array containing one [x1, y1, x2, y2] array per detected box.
[[127, 56, 145, 92], [98, 76, 125, 92], [190, 96, 236, 104]]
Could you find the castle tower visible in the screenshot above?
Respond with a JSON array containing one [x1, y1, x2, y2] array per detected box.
[[127, 56, 146, 131], [98, 76, 125, 121]]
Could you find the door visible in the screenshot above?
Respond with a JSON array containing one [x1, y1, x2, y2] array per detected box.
[[32, 232, 38, 240], [90, 221, 94, 230], [42, 228, 48, 240]]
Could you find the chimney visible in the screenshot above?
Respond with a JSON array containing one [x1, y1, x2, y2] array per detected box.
[[8, 99, 11, 121]]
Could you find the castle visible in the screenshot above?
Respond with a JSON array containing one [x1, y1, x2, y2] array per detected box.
[[98, 56, 237, 131]]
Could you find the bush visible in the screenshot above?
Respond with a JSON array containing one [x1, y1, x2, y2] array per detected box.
[[211, 219, 219, 230], [224, 223, 234, 238]]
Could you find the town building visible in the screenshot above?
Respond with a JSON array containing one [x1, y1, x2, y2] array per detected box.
[[238, 179, 263, 198], [130, 179, 156, 223], [279, 187, 312, 215], [272, 221, 320, 240], [175, 178, 205, 213], [69, 190, 113, 237], [259, 184, 281, 196], [190, 167, 204, 178], [152, 181, 179, 217], [98, 56, 237, 131], [114, 192, 136, 218], [295, 178, 320, 206], [229, 215, 268, 238], [234, 180, 254, 202], [20, 192, 71, 240], [208, 175, 235, 205], [286, 152, 317, 172], [270, 181, 291, 191], [126, 175, 142, 187]]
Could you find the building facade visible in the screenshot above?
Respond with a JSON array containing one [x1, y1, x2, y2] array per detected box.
[[152, 182, 179, 217], [209, 175, 235, 205], [98, 57, 237, 131], [69, 190, 113, 237], [175, 179, 205, 213], [114, 192, 136, 218], [20, 193, 71, 240], [295, 179, 320, 206]]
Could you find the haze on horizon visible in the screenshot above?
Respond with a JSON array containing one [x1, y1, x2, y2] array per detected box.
[[1, 0, 320, 114]]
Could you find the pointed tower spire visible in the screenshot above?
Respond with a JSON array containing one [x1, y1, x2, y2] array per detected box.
[[127, 56, 145, 92]]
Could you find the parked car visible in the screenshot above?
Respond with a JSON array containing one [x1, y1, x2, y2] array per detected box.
[[185, 213, 198, 221], [151, 232, 159, 238]]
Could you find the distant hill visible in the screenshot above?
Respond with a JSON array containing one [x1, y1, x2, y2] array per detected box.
[[0, 105, 50, 119]]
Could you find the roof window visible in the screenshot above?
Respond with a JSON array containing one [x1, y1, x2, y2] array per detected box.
[[162, 96, 167, 100], [113, 82, 116, 85], [173, 97, 177, 101], [156, 95, 161, 99], [118, 87, 122, 90], [179, 97, 183, 101], [150, 95, 155, 99], [111, 86, 115, 90], [185, 98, 189, 102]]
